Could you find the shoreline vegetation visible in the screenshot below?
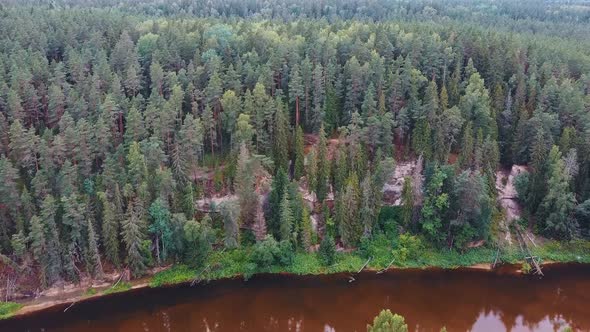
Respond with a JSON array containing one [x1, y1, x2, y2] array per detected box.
[[3, 239, 589, 320]]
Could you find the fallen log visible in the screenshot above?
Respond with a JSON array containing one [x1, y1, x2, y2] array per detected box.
[[348, 257, 372, 282], [377, 258, 395, 274]]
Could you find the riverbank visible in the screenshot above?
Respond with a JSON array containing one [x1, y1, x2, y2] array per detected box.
[[5, 263, 590, 332], [3, 239, 589, 321]]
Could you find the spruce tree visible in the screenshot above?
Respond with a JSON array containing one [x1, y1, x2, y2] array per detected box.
[[294, 126, 305, 180], [279, 188, 294, 243]]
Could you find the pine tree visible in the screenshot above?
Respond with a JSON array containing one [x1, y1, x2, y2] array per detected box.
[[333, 142, 349, 193], [311, 63, 325, 131], [124, 106, 146, 144], [411, 118, 432, 160], [86, 219, 104, 278], [202, 104, 217, 157], [40, 195, 63, 284], [316, 124, 330, 202], [459, 72, 493, 136], [380, 112, 395, 157], [127, 141, 148, 188], [236, 143, 259, 227], [235, 113, 254, 150], [47, 83, 65, 128], [459, 122, 474, 169], [121, 196, 148, 277], [362, 83, 377, 117], [294, 126, 305, 180], [273, 104, 290, 172], [300, 207, 312, 251], [420, 167, 450, 246], [279, 188, 294, 243], [360, 172, 376, 237], [338, 174, 361, 247], [148, 198, 172, 264], [98, 192, 120, 267], [289, 64, 304, 127], [178, 114, 204, 180], [401, 176, 414, 229], [538, 146, 577, 239], [29, 215, 48, 286], [267, 168, 289, 239], [527, 130, 549, 215], [221, 90, 241, 146]]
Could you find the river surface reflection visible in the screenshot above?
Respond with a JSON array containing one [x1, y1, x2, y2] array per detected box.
[[2, 264, 589, 331]]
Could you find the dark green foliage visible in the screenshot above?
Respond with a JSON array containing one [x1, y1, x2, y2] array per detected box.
[[183, 215, 215, 267], [267, 168, 289, 239], [122, 197, 148, 277], [148, 199, 172, 264], [318, 236, 336, 266], [293, 126, 305, 180], [251, 235, 294, 270], [0, 0, 589, 288], [420, 165, 452, 247], [316, 125, 330, 203]]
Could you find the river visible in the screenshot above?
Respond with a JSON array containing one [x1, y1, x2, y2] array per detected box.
[[2, 264, 589, 332]]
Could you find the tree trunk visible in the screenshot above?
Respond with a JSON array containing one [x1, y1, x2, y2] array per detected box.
[[155, 235, 160, 265], [296, 96, 300, 127]]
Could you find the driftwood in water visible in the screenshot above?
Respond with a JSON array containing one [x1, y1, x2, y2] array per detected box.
[[377, 258, 396, 274], [191, 249, 226, 286], [491, 248, 500, 269], [348, 257, 372, 282], [514, 226, 543, 276]]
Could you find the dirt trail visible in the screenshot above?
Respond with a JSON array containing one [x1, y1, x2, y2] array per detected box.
[[495, 165, 527, 246]]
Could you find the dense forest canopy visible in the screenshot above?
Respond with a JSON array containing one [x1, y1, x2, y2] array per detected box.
[[0, 0, 589, 287]]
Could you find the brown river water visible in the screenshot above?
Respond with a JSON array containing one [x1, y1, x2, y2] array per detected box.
[[1, 264, 589, 332]]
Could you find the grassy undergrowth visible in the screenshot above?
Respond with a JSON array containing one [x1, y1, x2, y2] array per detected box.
[[0, 302, 23, 319], [531, 240, 590, 263], [103, 282, 132, 295], [149, 237, 590, 287]]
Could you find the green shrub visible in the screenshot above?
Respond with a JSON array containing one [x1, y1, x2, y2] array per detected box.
[[277, 240, 295, 266], [318, 236, 336, 266], [392, 234, 423, 264], [183, 217, 214, 267], [367, 309, 408, 332], [250, 235, 294, 271], [252, 235, 280, 268]]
